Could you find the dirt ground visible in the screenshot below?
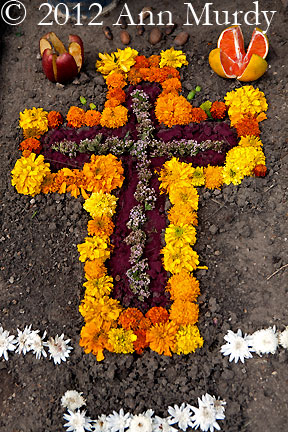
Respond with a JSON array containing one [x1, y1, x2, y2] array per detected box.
[[0, 0, 288, 431]]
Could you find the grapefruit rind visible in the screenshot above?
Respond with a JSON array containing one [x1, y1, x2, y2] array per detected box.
[[245, 27, 269, 61], [208, 48, 229, 78], [238, 54, 268, 82]]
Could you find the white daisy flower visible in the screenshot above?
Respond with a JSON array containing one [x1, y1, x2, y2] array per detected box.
[[220, 329, 253, 363], [167, 403, 193, 431], [94, 414, 109, 432], [15, 325, 35, 355], [106, 408, 131, 432], [63, 409, 92, 432], [0, 325, 16, 360], [128, 414, 153, 432], [278, 326, 288, 349], [200, 394, 226, 420], [250, 326, 278, 356], [30, 331, 47, 359], [61, 390, 86, 412], [47, 333, 73, 364], [190, 397, 220, 432], [153, 416, 178, 431]]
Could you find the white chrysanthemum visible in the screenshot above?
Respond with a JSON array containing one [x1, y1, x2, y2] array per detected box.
[[63, 409, 92, 432], [278, 326, 288, 349], [153, 416, 178, 432], [220, 329, 253, 363], [106, 408, 131, 432], [128, 414, 153, 432], [94, 414, 109, 432], [168, 403, 193, 431], [47, 333, 73, 364], [250, 326, 278, 356], [61, 390, 86, 412], [15, 325, 36, 355], [0, 325, 16, 360], [190, 397, 220, 432], [197, 394, 226, 422], [30, 331, 47, 359]]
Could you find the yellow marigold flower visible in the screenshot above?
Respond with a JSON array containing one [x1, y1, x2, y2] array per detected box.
[[223, 146, 266, 185], [79, 295, 122, 323], [96, 51, 120, 76], [204, 165, 224, 190], [167, 272, 200, 302], [107, 328, 137, 354], [238, 135, 263, 149], [100, 105, 128, 128], [83, 192, 117, 219], [161, 244, 199, 274], [165, 224, 197, 248], [11, 153, 50, 196], [83, 275, 113, 298], [224, 85, 268, 126], [159, 47, 188, 68], [79, 320, 113, 361], [84, 259, 107, 280], [158, 157, 195, 194], [190, 166, 205, 186], [115, 47, 138, 73], [173, 324, 204, 355], [19, 107, 48, 138], [83, 154, 124, 193], [169, 186, 199, 211], [168, 206, 198, 226], [146, 321, 178, 356], [77, 236, 111, 262], [169, 300, 199, 326], [87, 215, 114, 238]]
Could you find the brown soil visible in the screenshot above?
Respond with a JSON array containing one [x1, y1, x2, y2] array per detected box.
[[0, 1, 288, 431]]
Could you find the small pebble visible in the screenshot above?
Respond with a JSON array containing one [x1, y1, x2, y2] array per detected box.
[[149, 28, 163, 45], [174, 31, 189, 46], [120, 30, 131, 45]]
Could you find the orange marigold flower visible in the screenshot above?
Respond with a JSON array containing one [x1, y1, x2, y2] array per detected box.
[[83, 154, 124, 193], [158, 66, 180, 82], [162, 77, 182, 94], [84, 259, 107, 280], [204, 165, 224, 190], [87, 216, 114, 237], [253, 164, 267, 177], [210, 101, 227, 119], [190, 108, 208, 123], [67, 106, 85, 128], [127, 68, 143, 85], [19, 138, 41, 153], [79, 320, 111, 361], [134, 55, 150, 69], [41, 172, 56, 193], [235, 116, 260, 137], [168, 206, 198, 226], [100, 105, 128, 129], [106, 72, 127, 89], [106, 88, 126, 103], [146, 321, 178, 356], [166, 272, 200, 302], [148, 55, 161, 67], [119, 308, 144, 330], [105, 98, 121, 108], [155, 93, 192, 127], [22, 149, 32, 158], [139, 317, 152, 330], [84, 110, 101, 127], [169, 300, 199, 326], [146, 307, 169, 325], [48, 111, 63, 129], [133, 329, 149, 354]]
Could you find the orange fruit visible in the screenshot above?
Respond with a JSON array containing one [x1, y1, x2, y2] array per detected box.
[[209, 26, 269, 81]]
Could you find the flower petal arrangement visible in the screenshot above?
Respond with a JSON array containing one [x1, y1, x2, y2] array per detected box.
[[11, 47, 268, 361]]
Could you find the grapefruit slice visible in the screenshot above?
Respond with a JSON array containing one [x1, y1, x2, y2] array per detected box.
[[210, 25, 269, 81]]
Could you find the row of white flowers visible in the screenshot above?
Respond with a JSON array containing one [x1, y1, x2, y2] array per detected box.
[[61, 390, 226, 432], [0, 324, 72, 364], [221, 326, 288, 363]]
